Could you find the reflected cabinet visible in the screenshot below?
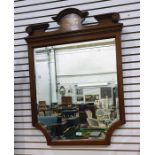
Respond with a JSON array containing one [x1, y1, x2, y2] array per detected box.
[[25, 8, 125, 146]]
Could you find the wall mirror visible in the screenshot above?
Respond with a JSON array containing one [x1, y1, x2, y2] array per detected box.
[[25, 8, 125, 146]]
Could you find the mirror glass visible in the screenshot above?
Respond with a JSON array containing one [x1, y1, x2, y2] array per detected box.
[[33, 38, 120, 141]]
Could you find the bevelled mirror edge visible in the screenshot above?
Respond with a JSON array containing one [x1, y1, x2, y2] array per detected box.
[[25, 8, 125, 146]]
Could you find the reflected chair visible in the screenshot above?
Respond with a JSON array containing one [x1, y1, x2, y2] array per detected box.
[[79, 104, 87, 124], [61, 96, 72, 107], [38, 101, 47, 116], [96, 109, 111, 122], [86, 110, 106, 129]]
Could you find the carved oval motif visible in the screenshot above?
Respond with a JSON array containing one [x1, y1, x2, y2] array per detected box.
[[59, 14, 83, 30]]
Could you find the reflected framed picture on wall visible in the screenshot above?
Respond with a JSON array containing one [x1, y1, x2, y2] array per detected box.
[[77, 96, 84, 102], [85, 95, 99, 102], [76, 88, 83, 95]]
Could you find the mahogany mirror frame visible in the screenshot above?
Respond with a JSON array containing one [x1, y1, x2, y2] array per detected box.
[[25, 8, 125, 146]]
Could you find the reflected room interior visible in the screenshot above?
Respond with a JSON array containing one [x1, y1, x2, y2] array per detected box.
[[33, 38, 120, 141]]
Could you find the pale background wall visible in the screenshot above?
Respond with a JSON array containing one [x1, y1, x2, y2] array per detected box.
[[14, 0, 140, 154], [34, 40, 117, 105]]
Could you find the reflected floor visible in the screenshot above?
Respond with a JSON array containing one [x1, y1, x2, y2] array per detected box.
[[38, 109, 119, 141]]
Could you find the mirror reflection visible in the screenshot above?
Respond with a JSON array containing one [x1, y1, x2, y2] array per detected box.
[[34, 38, 119, 141]]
